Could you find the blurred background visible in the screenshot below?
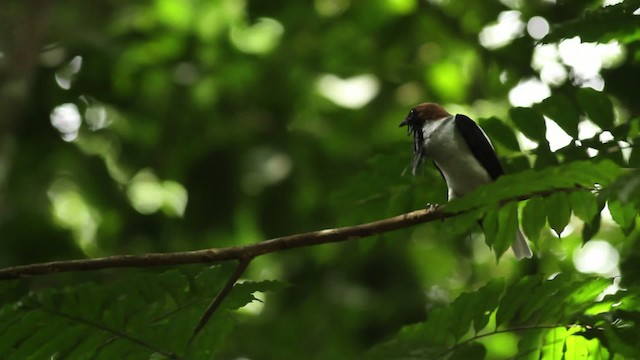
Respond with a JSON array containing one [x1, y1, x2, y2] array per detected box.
[[0, 0, 638, 358]]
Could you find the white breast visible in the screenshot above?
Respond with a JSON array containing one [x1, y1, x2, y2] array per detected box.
[[422, 116, 492, 199]]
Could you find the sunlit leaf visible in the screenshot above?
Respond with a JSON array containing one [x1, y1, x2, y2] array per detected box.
[[545, 192, 572, 237]]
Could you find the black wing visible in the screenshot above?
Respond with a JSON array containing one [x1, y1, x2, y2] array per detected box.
[[454, 114, 504, 180]]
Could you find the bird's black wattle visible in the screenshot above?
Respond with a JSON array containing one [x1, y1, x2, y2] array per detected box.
[[400, 114, 425, 175], [454, 114, 504, 180]]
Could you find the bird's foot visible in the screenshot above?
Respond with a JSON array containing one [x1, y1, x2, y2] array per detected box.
[[425, 203, 439, 211]]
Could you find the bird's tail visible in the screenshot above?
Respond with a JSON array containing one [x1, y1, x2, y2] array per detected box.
[[512, 228, 533, 260]]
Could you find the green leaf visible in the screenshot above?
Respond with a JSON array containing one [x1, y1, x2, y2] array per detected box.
[[569, 278, 612, 305], [472, 278, 505, 333], [522, 197, 546, 242], [482, 206, 499, 249], [450, 342, 486, 360], [570, 190, 598, 223], [448, 292, 475, 341], [545, 192, 572, 237], [534, 141, 558, 169], [537, 94, 580, 138], [443, 209, 483, 237], [479, 117, 520, 151], [448, 279, 506, 340], [0, 267, 288, 359], [509, 107, 546, 141], [494, 202, 520, 260], [577, 88, 615, 130], [609, 171, 640, 206], [516, 328, 544, 359], [556, 142, 590, 162], [541, 1, 640, 44], [629, 143, 640, 167], [518, 274, 572, 323], [582, 213, 602, 242], [445, 160, 622, 215], [608, 200, 637, 235], [496, 275, 542, 327], [0, 280, 19, 295]]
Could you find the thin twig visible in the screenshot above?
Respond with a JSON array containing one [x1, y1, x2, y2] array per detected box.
[[191, 257, 252, 340], [0, 187, 582, 280]]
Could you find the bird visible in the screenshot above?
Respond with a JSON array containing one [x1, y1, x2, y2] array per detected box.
[[400, 102, 533, 259]]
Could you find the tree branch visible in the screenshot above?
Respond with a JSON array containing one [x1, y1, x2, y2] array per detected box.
[[0, 205, 447, 280], [0, 187, 582, 281], [191, 257, 252, 340]]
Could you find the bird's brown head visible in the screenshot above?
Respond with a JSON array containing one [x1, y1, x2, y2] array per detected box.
[[399, 102, 451, 128], [399, 103, 451, 175]]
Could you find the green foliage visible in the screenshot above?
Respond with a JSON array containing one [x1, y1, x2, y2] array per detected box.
[[366, 275, 636, 359], [537, 94, 581, 139], [570, 191, 599, 224], [542, 0, 640, 44], [545, 192, 572, 237], [509, 107, 547, 142], [479, 117, 521, 152], [576, 88, 615, 130], [0, 267, 285, 359], [444, 161, 622, 251], [522, 197, 546, 243]]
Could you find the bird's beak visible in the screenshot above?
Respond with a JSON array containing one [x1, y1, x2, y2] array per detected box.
[[399, 118, 409, 127]]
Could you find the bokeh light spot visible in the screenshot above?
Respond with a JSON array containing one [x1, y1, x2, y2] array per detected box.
[[48, 179, 101, 256], [527, 16, 550, 40], [55, 55, 82, 90], [508, 78, 550, 107], [128, 171, 164, 215], [317, 74, 380, 109], [85, 104, 110, 131], [242, 147, 292, 195], [314, 0, 350, 17], [573, 240, 620, 276], [384, 0, 417, 14], [479, 11, 525, 49], [545, 117, 573, 152], [127, 170, 188, 217], [50, 103, 82, 142], [230, 18, 284, 55]]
